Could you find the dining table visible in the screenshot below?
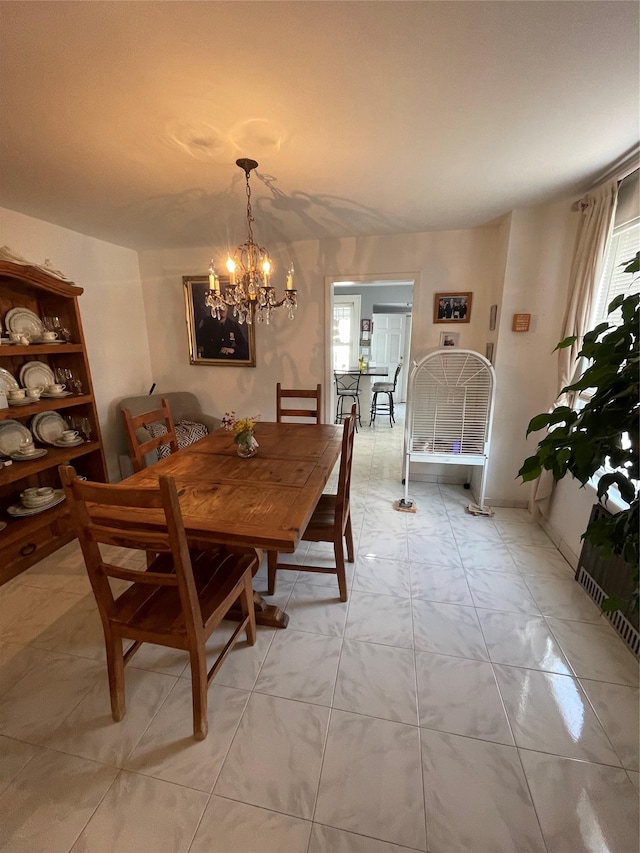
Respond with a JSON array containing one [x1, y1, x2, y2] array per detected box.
[[120, 421, 343, 628]]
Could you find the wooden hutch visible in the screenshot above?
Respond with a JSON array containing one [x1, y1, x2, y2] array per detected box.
[[0, 260, 107, 584]]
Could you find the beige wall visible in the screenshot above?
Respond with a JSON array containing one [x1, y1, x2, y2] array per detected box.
[[0, 207, 152, 481], [2, 198, 596, 557]]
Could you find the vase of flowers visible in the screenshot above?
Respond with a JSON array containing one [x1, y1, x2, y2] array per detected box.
[[222, 411, 260, 458]]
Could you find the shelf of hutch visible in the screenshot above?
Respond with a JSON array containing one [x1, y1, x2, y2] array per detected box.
[[0, 260, 107, 586]]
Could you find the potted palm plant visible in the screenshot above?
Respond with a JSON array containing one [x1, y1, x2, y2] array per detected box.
[[519, 252, 639, 619]]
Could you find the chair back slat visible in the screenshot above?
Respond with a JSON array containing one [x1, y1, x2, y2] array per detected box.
[[276, 383, 322, 423], [122, 396, 178, 472]]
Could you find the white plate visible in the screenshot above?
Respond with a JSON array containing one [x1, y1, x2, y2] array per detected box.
[[8, 398, 33, 407], [10, 448, 48, 461], [32, 338, 64, 345], [0, 367, 19, 393], [19, 361, 55, 389], [0, 521, 6, 532], [40, 390, 73, 398], [50, 437, 84, 449], [31, 411, 67, 444], [7, 490, 66, 517], [0, 420, 33, 456], [5, 307, 44, 339]]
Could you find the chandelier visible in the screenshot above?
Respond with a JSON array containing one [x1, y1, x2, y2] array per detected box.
[[206, 158, 297, 325]]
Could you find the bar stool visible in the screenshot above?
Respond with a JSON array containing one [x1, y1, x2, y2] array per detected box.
[[334, 371, 362, 430], [370, 364, 402, 427]]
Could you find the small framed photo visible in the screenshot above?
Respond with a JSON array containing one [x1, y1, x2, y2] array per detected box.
[[183, 275, 256, 367], [439, 332, 459, 347], [489, 304, 498, 331], [485, 342, 495, 364], [361, 318, 372, 333], [434, 292, 472, 323]]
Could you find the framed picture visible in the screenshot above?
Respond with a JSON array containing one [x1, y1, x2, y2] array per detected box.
[[485, 342, 495, 364], [183, 275, 256, 367], [489, 304, 498, 331], [439, 331, 459, 347], [434, 292, 472, 323], [361, 318, 372, 333]]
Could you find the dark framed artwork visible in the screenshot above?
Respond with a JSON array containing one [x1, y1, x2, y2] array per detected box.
[[183, 275, 256, 367], [434, 292, 473, 323], [489, 304, 498, 331], [486, 342, 495, 364]]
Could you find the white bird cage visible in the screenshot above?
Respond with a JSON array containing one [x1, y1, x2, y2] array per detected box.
[[402, 349, 496, 508]]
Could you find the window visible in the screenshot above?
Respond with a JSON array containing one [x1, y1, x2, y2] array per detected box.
[[590, 220, 639, 329], [332, 295, 361, 370]]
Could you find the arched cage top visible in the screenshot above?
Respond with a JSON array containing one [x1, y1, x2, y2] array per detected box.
[[407, 350, 495, 458]]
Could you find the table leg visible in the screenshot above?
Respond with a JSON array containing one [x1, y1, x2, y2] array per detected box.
[[227, 590, 289, 629]]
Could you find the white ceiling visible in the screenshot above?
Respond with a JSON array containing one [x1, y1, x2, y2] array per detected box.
[[1, 1, 638, 252]]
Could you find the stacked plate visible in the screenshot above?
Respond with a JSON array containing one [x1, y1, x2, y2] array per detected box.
[[7, 489, 65, 517], [0, 367, 19, 395], [5, 308, 43, 340], [0, 420, 34, 457], [19, 361, 55, 390], [31, 411, 68, 445]]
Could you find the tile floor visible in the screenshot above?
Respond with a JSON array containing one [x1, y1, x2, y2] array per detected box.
[[0, 408, 638, 852]]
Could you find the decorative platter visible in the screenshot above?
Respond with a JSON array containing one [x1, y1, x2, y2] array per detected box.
[[0, 367, 19, 394], [5, 307, 44, 339], [7, 490, 66, 517], [0, 420, 34, 457], [19, 361, 55, 389], [31, 411, 67, 444]]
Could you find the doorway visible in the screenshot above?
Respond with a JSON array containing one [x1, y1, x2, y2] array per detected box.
[[327, 275, 415, 421]]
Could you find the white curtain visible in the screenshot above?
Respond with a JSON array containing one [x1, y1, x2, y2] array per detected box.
[[534, 179, 618, 502]]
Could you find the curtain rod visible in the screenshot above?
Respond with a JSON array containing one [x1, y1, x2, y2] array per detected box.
[[590, 144, 639, 187]]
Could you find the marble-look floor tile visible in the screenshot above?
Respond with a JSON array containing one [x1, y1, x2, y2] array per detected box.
[[298, 553, 356, 591], [523, 575, 603, 622], [183, 621, 276, 691], [352, 555, 412, 598], [315, 709, 426, 850], [72, 769, 208, 853], [509, 544, 575, 578], [0, 641, 48, 698], [546, 618, 639, 686], [421, 729, 546, 853], [456, 540, 518, 572], [412, 599, 488, 660], [254, 629, 341, 705], [345, 591, 414, 648], [0, 736, 39, 795], [43, 666, 175, 766], [0, 746, 118, 853], [450, 517, 504, 544], [29, 591, 107, 660], [285, 583, 349, 637], [309, 823, 422, 853], [491, 507, 536, 523], [333, 639, 418, 725], [0, 650, 103, 743], [214, 692, 329, 819], [495, 520, 554, 547], [0, 582, 85, 646], [125, 681, 250, 791], [405, 507, 452, 535], [125, 642, 189, 677], [493, 665, 621, 766], [628, 770, 640, 791], [520, 749, 640, 853], [406, 533, 461, 568], [465, 569, 542, 615], [415, 651, 513, 744], [476, 609, 572, 675], [358, 528, 409, 561], [191, 796, 311, 853], [409, 564, 473, 605], [579, 678, 639, 771]]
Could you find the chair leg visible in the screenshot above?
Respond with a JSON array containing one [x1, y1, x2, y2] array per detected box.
[[241, 573, 257, 645], [267, 551, 278, 595], [369, 391, 377, 426], [388, 391, 394, 426], [345, 513, 355, 563], [334, 539, 348, 602], [190, 648, 209, 740], [105, 632, 126, 722]]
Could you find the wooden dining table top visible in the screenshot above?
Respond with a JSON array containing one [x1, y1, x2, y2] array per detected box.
[[121, 421, 343, 553]]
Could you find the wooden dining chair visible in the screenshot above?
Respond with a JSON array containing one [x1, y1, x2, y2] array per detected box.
[[276, 383, 322, 423], [59, 464, 258, 741], [121, 396, 178, 472], [267, 404, 357, 601]]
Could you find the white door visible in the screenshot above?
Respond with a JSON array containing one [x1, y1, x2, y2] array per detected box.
[[371, 314, 406, 401]]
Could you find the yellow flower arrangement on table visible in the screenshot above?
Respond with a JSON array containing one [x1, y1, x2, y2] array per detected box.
[[221, 411, 260, 457]]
